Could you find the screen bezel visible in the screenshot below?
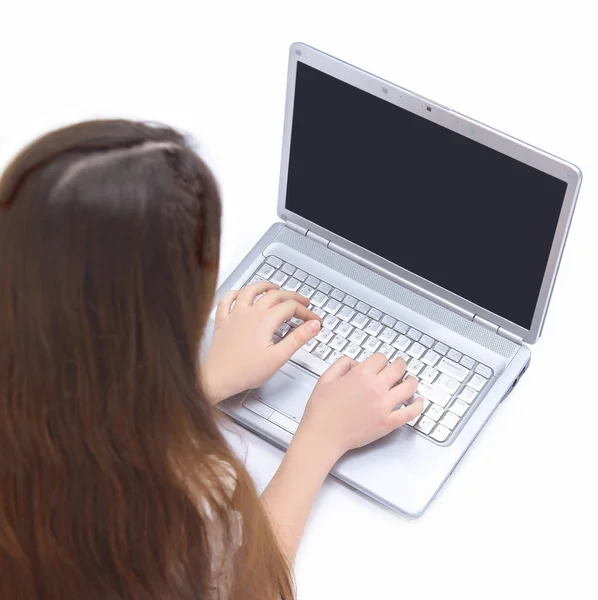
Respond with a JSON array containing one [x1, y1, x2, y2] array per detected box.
[[277, 43, 582, 344]]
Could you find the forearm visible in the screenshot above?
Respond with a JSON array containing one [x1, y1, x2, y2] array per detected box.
[[261, 430, 341, 561]]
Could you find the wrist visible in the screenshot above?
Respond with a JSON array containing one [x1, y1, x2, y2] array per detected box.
[[200, 365, 230, 404], [290, 425, 345, 473]]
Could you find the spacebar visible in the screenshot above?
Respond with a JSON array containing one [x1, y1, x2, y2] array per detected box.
[[290, 348, 330, 376]]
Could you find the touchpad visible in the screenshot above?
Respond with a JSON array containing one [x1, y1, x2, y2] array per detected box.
[[256, 365, 315, 422]]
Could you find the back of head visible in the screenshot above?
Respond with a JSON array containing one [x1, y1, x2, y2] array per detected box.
[[0, 120, 293, 600]]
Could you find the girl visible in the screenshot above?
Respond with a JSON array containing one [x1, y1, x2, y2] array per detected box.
[[0, 120, 422, 600]]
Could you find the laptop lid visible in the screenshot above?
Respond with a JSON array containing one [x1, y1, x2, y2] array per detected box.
[[277, 43, 582, 345]]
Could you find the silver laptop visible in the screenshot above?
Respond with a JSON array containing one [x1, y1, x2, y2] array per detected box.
[[205, 43, 582, 518]]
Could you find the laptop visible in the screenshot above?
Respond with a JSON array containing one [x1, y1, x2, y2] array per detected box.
[[205, 42, 582, 518]]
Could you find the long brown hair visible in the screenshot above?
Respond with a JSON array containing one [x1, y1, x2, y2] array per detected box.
[[0, 120, 293, 599]]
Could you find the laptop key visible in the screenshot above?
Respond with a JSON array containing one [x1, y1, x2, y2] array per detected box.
[[475, 364, 493, 378], [364, 320, 383, 336], [447, 349, 462, 362], [315, 328, 334, 344], [460, 355, 475, 369], [317, 281, 332, 294], [311, 291, 328, 307], [392, 335, 411, 351], [458, 387, 478, 404], [344, 295, 357, 307], [415, 415, 435, 434], [329, 335, 348, 352], [378, 327, 396, 344], [303, 337, 318, 352], [381, 314, 396, 328], [337, 306, 356, 322], [323, 314, 340, 330], [420, 366, 439, 383], [335, 321, 353, 337], [440, 411, 460, 430], [343, 342, 362, 359], [247, 275, 265, 285], [275, 323, 291, 337], [430, 424, 451, 442], [298, 284, 315, 299], [363, 336, 382, 353], [323, 299, 342, 314], [421, 350, 440, 366], [450, 399, 469, 417], [291, 347, 328, 375], [468, 373, 488, 391], [305, 275, 320, 287], [420, 335, 435, 348], [437, 357, 469, 382], [436, 373, 460, 394], [312, 343, 332, 360], [434, 341, 449, 355], [407, 328, 422, 341], [294, 269, 307, 282], [394, 321, 409, 334], [407, 342, 425, 359], [426, 403, 444, 421], [257, 264, 276, 279], [270, 270, 288, 286], [407, 358, 424, 375], [266, 256, 283, 268], [348, 329, 368, 345], [391, 351, 409, 363], [350, 312, 368, 329], [379, 343, 395, 360], [368, 307, 382, 320], [326, 350, 344, 364], [282, 263, 296, 275], [417, 381, 451, 407], [356, 350, 373, 362], [356, 301, 370, 313], [282, 277, 301, 292], [331, 288, 345, 301]]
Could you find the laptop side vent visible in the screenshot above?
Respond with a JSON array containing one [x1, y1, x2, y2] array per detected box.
[[272, 227, 519, 359]]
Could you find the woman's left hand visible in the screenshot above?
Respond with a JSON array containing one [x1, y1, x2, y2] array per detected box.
[[201, 282, 322, 403]]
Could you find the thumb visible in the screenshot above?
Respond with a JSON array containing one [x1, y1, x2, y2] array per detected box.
[[276, 319, 321, 359]]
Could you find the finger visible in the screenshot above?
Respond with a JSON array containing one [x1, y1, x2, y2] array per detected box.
[[318, 355, 356, 383], [236, 282, 279, 306], [358, 351, 388, 374], [384, 396, 425, 431], [275, 319, 323, 361], [377, 356, 408, 389], [386, 376, 420, 409], [267, 299, 321, 327], [215, 290, 239, 324], [256, 289, 310, 310]]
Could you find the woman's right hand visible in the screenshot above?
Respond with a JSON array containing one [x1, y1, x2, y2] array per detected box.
[[295, 353, 423, 463]]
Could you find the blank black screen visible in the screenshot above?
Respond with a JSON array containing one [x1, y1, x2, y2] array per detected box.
[[286, 62, 568, 329]]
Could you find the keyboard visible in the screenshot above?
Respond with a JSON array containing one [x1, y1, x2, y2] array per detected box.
[[243, 255, 494, 444]]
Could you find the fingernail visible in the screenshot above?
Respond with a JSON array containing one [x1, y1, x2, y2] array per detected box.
[[307, 320, 321, 333]]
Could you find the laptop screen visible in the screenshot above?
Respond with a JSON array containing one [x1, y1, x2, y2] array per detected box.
[[285, 62, 568, 330]]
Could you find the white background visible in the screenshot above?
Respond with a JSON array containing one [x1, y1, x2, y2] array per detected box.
[[1, 1, 597, 598]]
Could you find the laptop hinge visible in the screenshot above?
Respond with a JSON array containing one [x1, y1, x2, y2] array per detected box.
[[305, 230, 330, 247], [497, 327, 524, 345], [285, 221, 308, 236], [474, 315, 524, 345], [472, 314, 499, 333]]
